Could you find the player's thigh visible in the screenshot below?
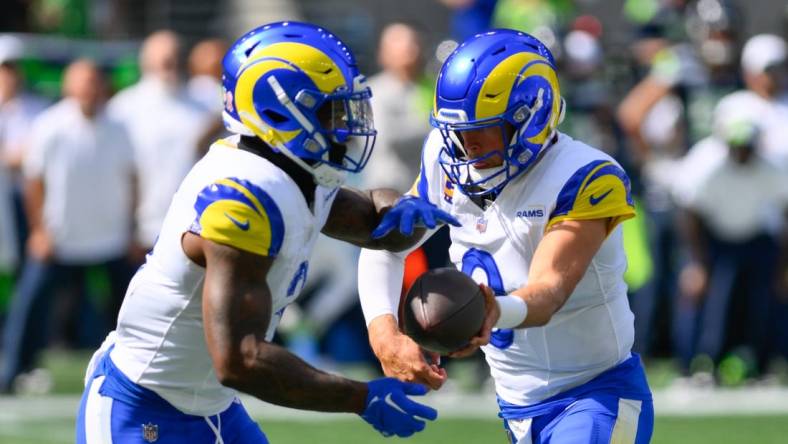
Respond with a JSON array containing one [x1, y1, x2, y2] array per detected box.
[[541, 395, 652, 444], [76, 375, 113, 444]]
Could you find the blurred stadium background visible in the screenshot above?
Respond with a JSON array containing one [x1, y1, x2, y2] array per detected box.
[[2, 0, 788, 442]]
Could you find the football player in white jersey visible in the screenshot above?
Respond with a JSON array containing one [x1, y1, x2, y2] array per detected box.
[[76, 22, 458, 443], [359, 30, 654, 443]]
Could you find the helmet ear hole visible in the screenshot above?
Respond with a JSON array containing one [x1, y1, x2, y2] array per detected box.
[[261, 109, 290, 125]]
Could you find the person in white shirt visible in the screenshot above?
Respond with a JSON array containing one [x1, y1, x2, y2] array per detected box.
[[108, 30, 212, 257], [187, 38, 231, 158], [187, 38, 227, 114], [0, 60, 137, 393], [673, 115, 788, 378], [0, 60, 48, 273], [715, 34, 788, 172], [363, 23, 432, 193]]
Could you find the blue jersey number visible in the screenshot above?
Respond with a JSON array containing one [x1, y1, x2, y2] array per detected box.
[[460, 249, 514, 349]]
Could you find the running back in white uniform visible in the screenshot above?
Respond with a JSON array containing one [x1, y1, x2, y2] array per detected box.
[[110, 136, 338, 416], [405, 130, 636, 406]]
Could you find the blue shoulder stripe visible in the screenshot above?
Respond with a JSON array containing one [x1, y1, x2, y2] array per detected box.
[[550, 160, 608, 219]]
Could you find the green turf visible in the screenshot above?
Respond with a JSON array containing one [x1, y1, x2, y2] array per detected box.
[[41, 349, 94, 394], [4, 352, 786, 443], [3, 416, 788, 443]]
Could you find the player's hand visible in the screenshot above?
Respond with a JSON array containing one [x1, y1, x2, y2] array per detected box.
[[27, 228, 54, 261], [679, 261, 707, 304], [372, 195, 460, 239], [360, 377, 438, 438], [369, 316, 447, 390], [448, 284, 499, 358]]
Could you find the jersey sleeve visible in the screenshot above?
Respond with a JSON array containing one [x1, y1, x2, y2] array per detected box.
[[547, 160, 636, 234], [405, 131, 454, 206], [189, 177, 285, 257]]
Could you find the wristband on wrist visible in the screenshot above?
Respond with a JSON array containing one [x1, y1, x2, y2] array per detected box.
[[495, 295, 528, 329]]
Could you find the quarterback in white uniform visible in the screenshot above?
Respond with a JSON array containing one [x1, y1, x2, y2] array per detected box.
[[359, 30, 654, 443], [76, 22, 451, 443]]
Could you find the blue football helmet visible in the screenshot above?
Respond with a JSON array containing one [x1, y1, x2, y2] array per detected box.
[[222, 21, 376, 187], [431, 29, 565, 196]]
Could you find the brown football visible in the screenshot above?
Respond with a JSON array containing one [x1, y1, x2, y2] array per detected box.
[[401, 267, 485, 354]]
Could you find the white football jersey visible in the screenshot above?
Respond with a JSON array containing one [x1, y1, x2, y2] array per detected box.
[[109, 136, 338, 416], [412, 130, 636, 406]]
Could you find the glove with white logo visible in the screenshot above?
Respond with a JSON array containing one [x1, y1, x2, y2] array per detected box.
[[372, 195, 461, 239], [360, 377, 438, 437]]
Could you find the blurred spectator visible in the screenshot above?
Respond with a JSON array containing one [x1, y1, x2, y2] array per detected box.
[[0, 61, 48, 180], [187, 38, 230, 156], [364, 23, 432, 192], [672, 114, 788, 379], [560, 27, 621, 156], [0, 60, 136, 393], [491, 0, 575, 53], [187, 38, 228, 114], [0, 163, 14, 273], [0, 59, 48, 271], [108, 30, 212, 257], [616, 1, 742, 357], [715, 34, 788, 172], [619, 0, 741, 167]]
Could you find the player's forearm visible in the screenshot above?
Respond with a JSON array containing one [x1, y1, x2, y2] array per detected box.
[[358, 247, 409, 325], [205, 285, 368, 413], [24, 177, 45, 231], [220, 337, 368, 414], [511, 280, 570, 327], [322, 187, 425, 251], [201, 239, 369, 414], [508, 219, 607, 327]]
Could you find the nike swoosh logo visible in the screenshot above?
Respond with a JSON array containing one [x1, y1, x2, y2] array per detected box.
[[224, 212, 250, 231], [589, 189, 613, 206], [384, 393, 406, 414]]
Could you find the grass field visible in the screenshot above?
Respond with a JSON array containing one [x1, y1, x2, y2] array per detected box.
[[2, 351, 788, 443], [3, 416, 788, 443]]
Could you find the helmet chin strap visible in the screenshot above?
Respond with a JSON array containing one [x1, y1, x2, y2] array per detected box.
[[239, 110, 347, 188]]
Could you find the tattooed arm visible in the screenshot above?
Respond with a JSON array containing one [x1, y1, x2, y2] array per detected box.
[[183, 232, 368, 413], [321, 187, 427, 252]]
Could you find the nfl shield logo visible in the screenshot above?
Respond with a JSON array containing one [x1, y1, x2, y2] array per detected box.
[[476, 216, 487, 233], [142, 423, 158, 442]]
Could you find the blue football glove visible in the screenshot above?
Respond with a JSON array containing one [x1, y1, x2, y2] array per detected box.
[[360, 377, 438, 438], [372, 195, 461, 239]]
